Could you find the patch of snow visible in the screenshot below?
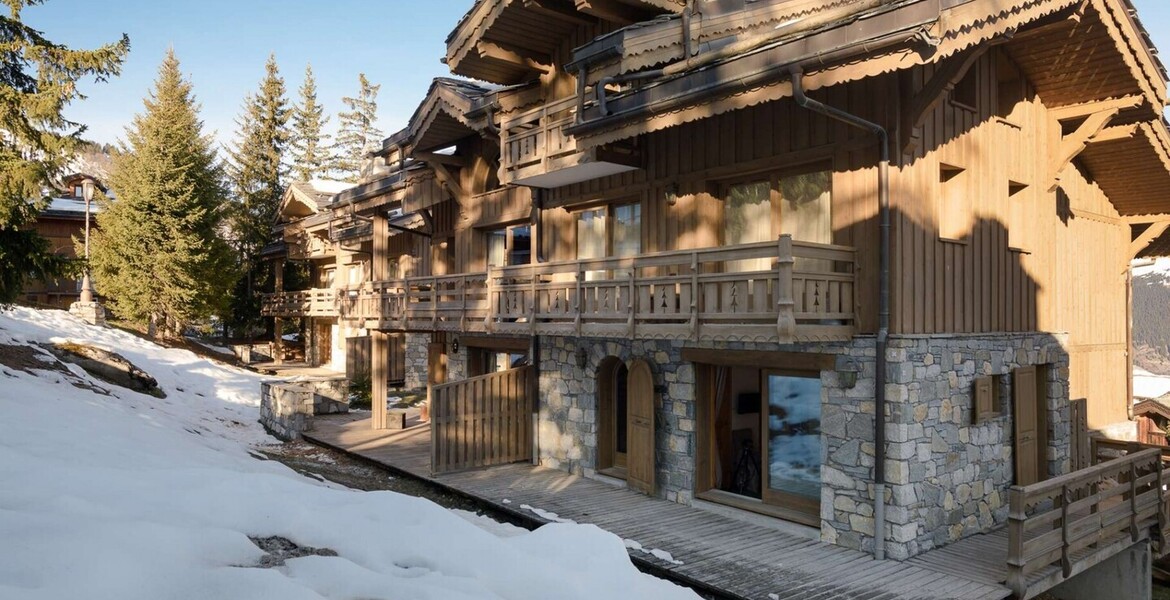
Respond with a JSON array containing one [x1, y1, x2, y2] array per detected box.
[[520, 503, 576, 524], [769, 594, 780, 600], [502, 498, 512, 504], [184, 336, 234, 356], [452, 510, 528, 539], [623, 538, 684, 565], [0, 307, 699, 600], [1134, 366, 1170, 399]]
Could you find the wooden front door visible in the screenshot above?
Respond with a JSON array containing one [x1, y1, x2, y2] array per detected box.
[[317, 321, 332, 366], [626, 359, 656, 495], [1013, 366, 1045, 486]]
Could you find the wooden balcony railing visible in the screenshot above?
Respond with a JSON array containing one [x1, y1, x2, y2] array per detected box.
[[1007, 443, 1170, 598], [260, 288, 338, 318], [501, 96, 578, 184], [499, 96, 639, 186], [348, 236, 856, 343]]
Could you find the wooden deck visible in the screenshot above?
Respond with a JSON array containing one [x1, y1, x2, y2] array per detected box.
[[303, 413, 1012, 600]]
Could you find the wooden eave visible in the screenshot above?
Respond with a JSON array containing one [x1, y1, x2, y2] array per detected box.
[[445, 0, 680, 85], [1079, 121, 1170, 219], [276, 185, 325, 223], [569, 0, 870, 81], [409, 80, 493, 153], [1134, 398, 1170, 421], [568, 0, 1168, 150]]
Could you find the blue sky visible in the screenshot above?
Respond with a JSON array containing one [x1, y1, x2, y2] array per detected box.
[[25, 0, 472, 148], [22, 0, 1170, 151]]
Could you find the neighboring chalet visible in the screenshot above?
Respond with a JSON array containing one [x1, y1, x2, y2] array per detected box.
[[264, 0, 1170, 593], [21, 173, 106, 308]]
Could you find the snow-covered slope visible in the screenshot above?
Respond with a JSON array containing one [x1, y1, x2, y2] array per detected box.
[[0, 307, 697, 600]]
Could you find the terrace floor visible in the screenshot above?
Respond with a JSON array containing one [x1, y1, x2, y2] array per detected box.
[[301, 413, 1013, 600]]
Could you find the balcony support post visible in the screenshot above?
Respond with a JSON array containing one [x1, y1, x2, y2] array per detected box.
[[371, 330, 390, 430], [776, 235, 796, 340]]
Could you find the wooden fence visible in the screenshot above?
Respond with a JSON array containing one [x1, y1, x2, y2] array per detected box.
[[430, 366, 533, 475], [1007, 444, 1170, 598]]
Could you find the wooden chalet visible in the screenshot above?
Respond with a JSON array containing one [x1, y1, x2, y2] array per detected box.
[[21, 173, 106, 308], [263, 0, 1170, 595]]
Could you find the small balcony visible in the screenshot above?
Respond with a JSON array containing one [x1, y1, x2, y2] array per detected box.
[[500, 96, 640, 188], [261, 288, 339, 318], [351, 236, 857, 344]]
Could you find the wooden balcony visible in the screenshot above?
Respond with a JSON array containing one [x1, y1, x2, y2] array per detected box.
[[350, 236, 857, 343], [260, 288, 339, 318], [500, 96, 640, 188], [1006, 439, 1170, 599]]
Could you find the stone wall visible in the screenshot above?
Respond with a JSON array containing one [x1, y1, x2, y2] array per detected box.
[[532, 331, 1071, 561], [538, 336, 697, 504], [870, 333, 1070, 560], [259, 377, 350, 441], [404, 333, 430, 390]]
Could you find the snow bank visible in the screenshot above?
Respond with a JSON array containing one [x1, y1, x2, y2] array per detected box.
[[0, 307, 697, 600]]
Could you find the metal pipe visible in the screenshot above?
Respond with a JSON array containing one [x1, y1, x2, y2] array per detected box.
[[790, 67, 891, 561], [596, 69, 665, 116]]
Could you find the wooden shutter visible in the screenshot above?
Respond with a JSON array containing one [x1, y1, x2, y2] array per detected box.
[[1013, 366, 1040, 486], [627, 359, 656, 495]]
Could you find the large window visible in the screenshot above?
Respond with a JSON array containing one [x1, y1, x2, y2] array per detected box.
[[575, 202, 641, 279], [724, 169, 832, 271], [486, 224, 531, 268]]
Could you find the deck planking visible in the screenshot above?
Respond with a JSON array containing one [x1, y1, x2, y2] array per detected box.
[[303, 414, 1012, 600]]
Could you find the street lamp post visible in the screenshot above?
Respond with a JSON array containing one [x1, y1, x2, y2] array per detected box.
[[69, 177, 105, 326], [79, 179, 94, 303]]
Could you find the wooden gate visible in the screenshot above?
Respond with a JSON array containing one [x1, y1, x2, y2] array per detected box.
[[627, 359, 657, 495], [431, 365, 533, 475]]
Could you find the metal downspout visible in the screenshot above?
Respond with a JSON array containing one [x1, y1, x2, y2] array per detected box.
[[789, 67, 891, 561]]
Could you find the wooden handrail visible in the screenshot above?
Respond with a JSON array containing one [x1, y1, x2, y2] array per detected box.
[[1007, 446, 1169, 597]]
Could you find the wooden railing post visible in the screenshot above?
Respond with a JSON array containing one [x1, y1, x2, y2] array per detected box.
[[529, 264, 537, 334], [431, 280, 439, 329], [1131, 460, 1140, 542], [1006, 486, 1027, 597], [575, 266, 583, 337], [460, 275, 468, 333], [485, 267, 495, 332], [690, 253, 700, 340], [627, 269, 636, 337], [1060, 484, 1072, 577], [776, 234, 797, 340]]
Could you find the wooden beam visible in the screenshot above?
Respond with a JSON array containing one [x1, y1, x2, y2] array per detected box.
[[574, 0, 644, 25], [475, 40, 552, 73], [1124, 214, 1170, 224], [1129, 221, 1170, 259], [414, 151, 469, 167], [523, 0, 596, 25], [427, 160, 465, 206], [1050, 107, 1124, 190], [1091, 124, 1139, 144], [1047, 95, 1143, 121], [900, 45, 989, 154], [418, 208, 436, 236]]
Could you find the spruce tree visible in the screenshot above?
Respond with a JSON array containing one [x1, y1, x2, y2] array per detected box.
[[333, 73, 382, 182], [89, 50, 235, 338], [225, 54, 290, 337], [0, 0, 128, 304], [289, 64, 331, 182]]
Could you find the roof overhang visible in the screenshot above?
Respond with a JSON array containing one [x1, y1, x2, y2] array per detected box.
[[445, 0, 682, 85]]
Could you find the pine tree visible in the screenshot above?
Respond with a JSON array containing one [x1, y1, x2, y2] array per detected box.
[[225, 54, 291, 337], [289, 64, 331, 182], [0, 1, 128, 304], [89, 50, 235, 338], [333, 73, 382, 182]]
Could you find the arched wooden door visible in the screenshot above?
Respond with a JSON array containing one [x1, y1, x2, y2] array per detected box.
[[627, 359, 656, 495]]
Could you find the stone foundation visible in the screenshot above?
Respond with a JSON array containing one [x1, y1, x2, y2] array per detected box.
[[404, 333, 430, 390], [531, 332, 1071, 560], [259, 377, 349, 440]]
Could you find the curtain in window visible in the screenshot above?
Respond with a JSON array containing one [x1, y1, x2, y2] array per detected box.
[[726, 181, 772, 272], [779, 171, 832, 272], [577, 208, 606, 281], [487, 229, 507, 268]]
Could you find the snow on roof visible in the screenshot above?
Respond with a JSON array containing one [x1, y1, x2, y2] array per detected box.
[[42, 197, 102, 215], [306, 179, 356, 195], [1134, 366, 1170, 399]]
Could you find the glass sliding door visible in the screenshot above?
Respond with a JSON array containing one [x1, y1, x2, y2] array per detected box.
[[762, 371, 822, 514], [725, 181, 773, 272], [576, 207, 606, 280]]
